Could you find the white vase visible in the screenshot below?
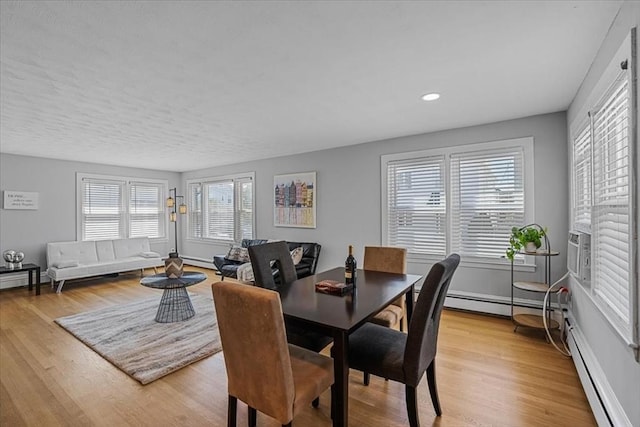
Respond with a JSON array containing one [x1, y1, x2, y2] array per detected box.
[[525, 242, 537, 253]]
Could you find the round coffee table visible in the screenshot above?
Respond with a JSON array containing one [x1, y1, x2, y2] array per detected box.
[[140, 272, 207, 323]]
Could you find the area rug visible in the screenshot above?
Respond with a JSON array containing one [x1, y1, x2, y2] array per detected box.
[[55, 294, 221, 385]]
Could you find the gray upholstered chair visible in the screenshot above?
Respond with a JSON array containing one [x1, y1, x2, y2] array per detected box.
[[347, 254, 460, 427], [248, 241, 333, 353], [212, 281, 334, 427]]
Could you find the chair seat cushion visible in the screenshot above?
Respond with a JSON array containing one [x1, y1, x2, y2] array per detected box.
[[286, 321, 333, 353], [289, 344, 334, 417], [370, 304, 403, 328], [348, 323, 406, 383]]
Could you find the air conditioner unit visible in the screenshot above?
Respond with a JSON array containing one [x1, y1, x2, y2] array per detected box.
[[568, 231, 591, 286]]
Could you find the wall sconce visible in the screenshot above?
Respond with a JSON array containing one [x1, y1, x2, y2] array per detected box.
[[167, 187, 187, 256]]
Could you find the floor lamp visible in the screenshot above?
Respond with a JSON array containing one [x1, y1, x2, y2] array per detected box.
[[166, 187, 187, 256]]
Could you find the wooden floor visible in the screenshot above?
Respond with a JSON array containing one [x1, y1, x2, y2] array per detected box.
[[0, 266, 595, 427]]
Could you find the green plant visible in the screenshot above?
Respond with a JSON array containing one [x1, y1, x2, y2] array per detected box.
[[506, 225, 547, 260]]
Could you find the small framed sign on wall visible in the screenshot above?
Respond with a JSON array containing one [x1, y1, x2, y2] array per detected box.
[[274, 172, 316, 228], [3, 191, 39, 210]]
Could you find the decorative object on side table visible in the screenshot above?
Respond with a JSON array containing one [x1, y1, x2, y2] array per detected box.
[[506, 224, 548, 260], [166, 187, 187, 276], [3, 250, 25, 269]]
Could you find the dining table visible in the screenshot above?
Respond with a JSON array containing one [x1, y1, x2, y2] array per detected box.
[[277, 267, 423, 427]]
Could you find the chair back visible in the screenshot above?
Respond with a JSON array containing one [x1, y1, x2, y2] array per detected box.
[[248, 241, 298, 289], [363, 246, 407, 274], [212, 281, 296, 423], [403, 254, 460, 386]]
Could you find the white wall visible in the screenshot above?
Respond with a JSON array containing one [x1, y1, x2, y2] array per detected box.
[[182, 111, 568, 304], [566, 2, 640, 426], [0, 154, 179, 288]]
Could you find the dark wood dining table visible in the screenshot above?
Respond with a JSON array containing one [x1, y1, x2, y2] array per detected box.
[[277, 267, 423, 427]]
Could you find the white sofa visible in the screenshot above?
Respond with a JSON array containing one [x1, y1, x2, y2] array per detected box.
[[46, 237, 163, 293]]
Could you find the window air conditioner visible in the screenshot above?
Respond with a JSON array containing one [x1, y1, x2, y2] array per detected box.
[[567, 231, 591, 286]]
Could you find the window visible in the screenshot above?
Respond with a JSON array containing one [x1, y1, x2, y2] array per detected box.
[[77, 174, 167, 241], [592, 68, 633, 332], [568, 29, 637, 349], [382, 137, 533, 264], [572, 122, 592, 233], [187, 173, 254, 242]]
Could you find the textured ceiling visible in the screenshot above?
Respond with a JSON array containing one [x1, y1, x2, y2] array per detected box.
[[0, 1, 622, 172]]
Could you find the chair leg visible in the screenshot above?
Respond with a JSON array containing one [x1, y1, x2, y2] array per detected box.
[[400, 316, 404, 332], [405, 385, 420, 427], [363, 372, 370, 385], [426, 361, 442, 416], [312, 397, 319, 408], [228, 395, 237, 427], [248, 406, 257, 427]]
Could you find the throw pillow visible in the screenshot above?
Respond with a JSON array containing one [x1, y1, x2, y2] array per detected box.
[[139, 251, 161, 258], [53, 260, 79, 269], [290, 247, 304, 265], [226, 246, 251, 263]]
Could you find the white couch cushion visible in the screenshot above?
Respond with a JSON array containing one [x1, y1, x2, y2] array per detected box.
[[95, 240, 116, 262], [47, 241, 98, 266], [113, 237, 151, 259]]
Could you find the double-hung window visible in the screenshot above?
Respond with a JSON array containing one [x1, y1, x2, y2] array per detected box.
[[187, 173, 254, 242], [569, 29, 637, 349], [77, 173, 167, 241], [383, 137, 534, 264]]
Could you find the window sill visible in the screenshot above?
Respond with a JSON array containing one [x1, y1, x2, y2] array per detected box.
[[406, 254, 536, 273]]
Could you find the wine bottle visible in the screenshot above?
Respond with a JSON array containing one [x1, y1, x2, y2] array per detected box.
[[345, 245, 357, 286]]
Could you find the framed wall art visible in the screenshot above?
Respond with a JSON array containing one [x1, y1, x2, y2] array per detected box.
[[274, 171, 316, 228]]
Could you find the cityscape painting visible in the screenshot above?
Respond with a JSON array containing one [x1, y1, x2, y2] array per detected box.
[[274, 171, 316, 228]]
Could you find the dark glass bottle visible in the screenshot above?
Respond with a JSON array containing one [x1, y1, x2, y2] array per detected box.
[[345, 245, 357, 286]]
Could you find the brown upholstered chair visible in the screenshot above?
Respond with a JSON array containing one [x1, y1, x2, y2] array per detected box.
[[364, 246, 408, 331], [347, 254, 460, 427], [248, 241, 333, 353], [212, 281, 334, 427]]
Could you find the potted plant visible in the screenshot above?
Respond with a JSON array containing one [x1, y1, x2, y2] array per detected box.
[[506, 224, 547, 261]]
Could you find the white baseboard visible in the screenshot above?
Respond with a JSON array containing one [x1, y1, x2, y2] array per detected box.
[[181, 256, 218, 271], [0, 271, 50, 290], [444, 290, 563, 323], [566, 315, 632, 427]]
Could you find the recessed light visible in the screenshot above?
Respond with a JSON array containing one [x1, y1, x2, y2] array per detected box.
[[421, 93, 440, 101]]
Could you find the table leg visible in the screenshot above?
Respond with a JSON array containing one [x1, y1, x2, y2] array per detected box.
[[28, 269, 33, 292], [35, 267, 41, 296], [155, 287, 195, 323], [405, 284, 414, 324], [332, 330, 348, 427]]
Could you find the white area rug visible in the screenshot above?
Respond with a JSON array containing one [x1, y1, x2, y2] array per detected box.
[[55, 294, 221, 384]]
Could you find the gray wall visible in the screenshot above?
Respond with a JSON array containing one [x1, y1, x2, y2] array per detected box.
[[566, 1, 640, 425], [0, 154, 179, 288], [183, 111, 568, 302]]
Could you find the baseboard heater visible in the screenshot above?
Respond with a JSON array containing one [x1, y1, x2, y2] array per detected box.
[[566, 318, 613, 427]]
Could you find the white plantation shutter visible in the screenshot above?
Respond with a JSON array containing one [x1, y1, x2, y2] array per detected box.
[[572, 123, 592, 233], [237, 178, 253, 240], [592, 70, 632, 327], [129, 182, 164, 238], [187, 174, 254, 242], [81, 178, 125, 240], [450, 148, 525, 260], [188, 182, 203, 238], [386, 155, 446, 256]]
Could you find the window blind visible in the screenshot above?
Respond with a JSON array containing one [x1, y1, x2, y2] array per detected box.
[[592, 70, 631, 326], [81, 178, 125, 240], [572, 123, 592, 233], [450, 148, 525, 260], [386, 155, 446, 256], [129, 182, 164, 238], [187, 175, 254, 242], [237, 178, 253, 240]]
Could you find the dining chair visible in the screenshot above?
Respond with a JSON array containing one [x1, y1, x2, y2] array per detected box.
[[248, 241, 333, 353], [347, 253, 460, 427], [364, 246, 408, 331], [212, 281, 334, 427]]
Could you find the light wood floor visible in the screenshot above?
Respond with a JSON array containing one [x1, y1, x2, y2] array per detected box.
[[0, 266, 595, 427]]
